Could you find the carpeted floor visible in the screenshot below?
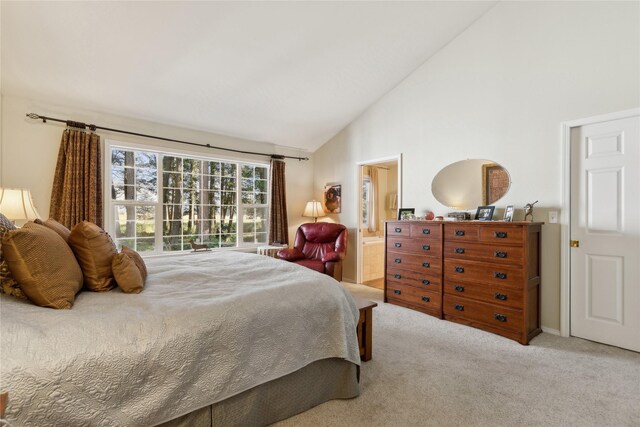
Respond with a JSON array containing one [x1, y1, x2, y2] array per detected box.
[[275, 283, 640, 427]]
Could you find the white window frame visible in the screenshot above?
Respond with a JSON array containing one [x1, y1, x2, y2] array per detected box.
[[103, 139, 270, 255]]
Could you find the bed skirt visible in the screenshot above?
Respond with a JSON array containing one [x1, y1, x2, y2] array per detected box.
[[157, 358, 360, 427]]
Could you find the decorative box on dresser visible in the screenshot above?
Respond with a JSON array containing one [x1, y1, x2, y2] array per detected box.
[[384, 220, 543, 345], [385, 221, 443, 318]]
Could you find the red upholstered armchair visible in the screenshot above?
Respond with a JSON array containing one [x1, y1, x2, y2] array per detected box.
[[276, 223, 348, 281]]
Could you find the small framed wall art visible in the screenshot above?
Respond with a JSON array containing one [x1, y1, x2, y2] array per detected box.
[[503, 204, 514, 222], [474, 205, 495, 221], [323, 184, 341, 213]]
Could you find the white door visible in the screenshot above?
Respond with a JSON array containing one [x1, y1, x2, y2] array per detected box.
[[570, 115, 640, 352]]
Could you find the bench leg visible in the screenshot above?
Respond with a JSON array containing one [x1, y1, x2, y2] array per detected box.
[[359, 308, 373, 362]]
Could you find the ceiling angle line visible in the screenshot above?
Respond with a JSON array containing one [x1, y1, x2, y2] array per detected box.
[[25, 113, 309, 161]]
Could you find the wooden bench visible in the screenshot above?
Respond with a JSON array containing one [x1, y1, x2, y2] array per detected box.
[[354, 297, 377, 362]]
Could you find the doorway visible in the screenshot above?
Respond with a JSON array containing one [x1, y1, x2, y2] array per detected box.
[[562, 109, 640, 352], [356, 155, 402, 288]]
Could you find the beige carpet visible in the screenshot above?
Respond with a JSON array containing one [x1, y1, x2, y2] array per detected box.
[[275, 283, 640, 427]]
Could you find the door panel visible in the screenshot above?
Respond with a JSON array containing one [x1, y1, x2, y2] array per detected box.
[[570, 115, 640, 352], [587, 168, 621, 233]]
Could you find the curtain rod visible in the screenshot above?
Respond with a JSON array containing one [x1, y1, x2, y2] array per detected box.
[[25, 113, 309, 161]]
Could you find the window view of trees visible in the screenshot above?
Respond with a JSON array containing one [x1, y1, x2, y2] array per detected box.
[[110, 147, 268, 252], [362, 178, 370, 228]]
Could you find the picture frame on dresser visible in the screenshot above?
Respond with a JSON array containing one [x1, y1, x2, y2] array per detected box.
[[503, 205, 514, 222], [397, 208, 415, 220], [474, 205, 495, 221]]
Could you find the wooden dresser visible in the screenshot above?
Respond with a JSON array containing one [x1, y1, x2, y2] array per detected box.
[[385, 221, 443, 318], [385, 220, 542, 345]]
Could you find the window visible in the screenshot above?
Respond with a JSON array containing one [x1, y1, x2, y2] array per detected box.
[[362, 176, 371, 228], [108, 144, 269, 253]]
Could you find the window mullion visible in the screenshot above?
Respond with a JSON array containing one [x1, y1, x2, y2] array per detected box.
[[155, 155, 164, 255], [236, 165, 242, 247]]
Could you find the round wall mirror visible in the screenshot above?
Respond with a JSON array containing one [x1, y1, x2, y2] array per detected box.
[[431, 159, 511, 210]]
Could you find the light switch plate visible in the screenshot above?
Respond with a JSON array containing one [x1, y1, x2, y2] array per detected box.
[[549, 211, 558, 224]]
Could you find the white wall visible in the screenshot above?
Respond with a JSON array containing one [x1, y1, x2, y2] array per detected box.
[[313, 1, 640, 330], [0, 95, 314, 242]]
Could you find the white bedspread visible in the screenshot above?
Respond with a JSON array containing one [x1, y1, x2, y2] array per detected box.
[[0, 251, 360, 426]]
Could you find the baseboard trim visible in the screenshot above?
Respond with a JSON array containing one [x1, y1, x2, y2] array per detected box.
[[342, 277, 356, 284], [542, 327, 560, 336]]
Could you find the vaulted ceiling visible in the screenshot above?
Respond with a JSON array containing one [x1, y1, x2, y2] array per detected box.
[[1, 1, 495, 151]]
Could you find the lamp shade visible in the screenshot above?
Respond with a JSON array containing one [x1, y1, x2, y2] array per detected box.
[[302, 200, 326, 222], [0, 188, 41, 224]]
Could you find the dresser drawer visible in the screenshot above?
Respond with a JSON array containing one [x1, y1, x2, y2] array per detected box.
[[444, 224, 479, 242], [386, 222, 410, 237], [443, 295, 523, 332], [479, 226, 523, 244], [387, 251, 442, 276], [410, 223, 442, 238], [387, 283, 441, 311], [444, 241, 524, 265], [386, 268, 441, 290], [387, 237, 442, 257], [443, 279, 523, 309], [444, 259, 523, 287]]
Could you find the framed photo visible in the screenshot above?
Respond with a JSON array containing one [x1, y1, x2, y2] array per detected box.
[[323, 184, 341, 213], [503, 204, 514, 222], [398, 208, 415, 220], [474, 205, 495, 221]]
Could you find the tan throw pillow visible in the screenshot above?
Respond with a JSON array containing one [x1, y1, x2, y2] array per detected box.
[[34, 218, 71, 242], [68, 221, 117, 292], [2, 222, 83, 309], [121, 245, 148, 279], [0, 213, 27, 300], [112, 253, 144, 294]]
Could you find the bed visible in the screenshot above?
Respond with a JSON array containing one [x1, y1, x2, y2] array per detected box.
[[0, 251, 361, 426]]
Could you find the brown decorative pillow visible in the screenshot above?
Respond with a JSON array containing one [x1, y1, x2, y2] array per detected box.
[[112, 253, 144, 294], [68, 221, 117, 292], [1, 222, 83, 309], [121, 245, 148, 279], [34, 218, 71, 242], [0, 213, 27, 300]]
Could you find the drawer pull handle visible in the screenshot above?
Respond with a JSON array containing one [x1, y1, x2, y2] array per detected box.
[[455, 266, 465, 273], [454, 285, 465, 292], [494, 314, 507, 322], [454, 304, 464, 311], [395, 242, 402, 248], [422, 280, 430, 286], [422, 296, 430, 303], [394, 289, 401, 295], [422, 262, 430, 268], [394, 274, 401, 279], [495, 251, 507, 258], [422, 245, 430, 251], [395, 258, 402, 264], [494, 272, 507, 280], [495, 231, 508, 238], [455, 230, 465, 236], [422, 229, 431, 235], [494, 293, 508, 301], [455, 247, 465, 254], [394, 227, 402, 233]]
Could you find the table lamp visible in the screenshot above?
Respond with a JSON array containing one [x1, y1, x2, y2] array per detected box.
[[0, 188, 41, 226], [302, 200, 326, 222]]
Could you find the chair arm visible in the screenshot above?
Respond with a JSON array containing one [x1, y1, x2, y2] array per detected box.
[[321, 251, 344, 263], [277, 248, 305, 261]]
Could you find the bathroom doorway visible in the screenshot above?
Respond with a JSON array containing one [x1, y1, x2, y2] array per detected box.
[[356, 155, 402, 288]]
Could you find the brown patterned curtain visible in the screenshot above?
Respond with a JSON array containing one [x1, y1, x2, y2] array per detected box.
[[268, 158, 289, 245], [49, 129, 103, 229]]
